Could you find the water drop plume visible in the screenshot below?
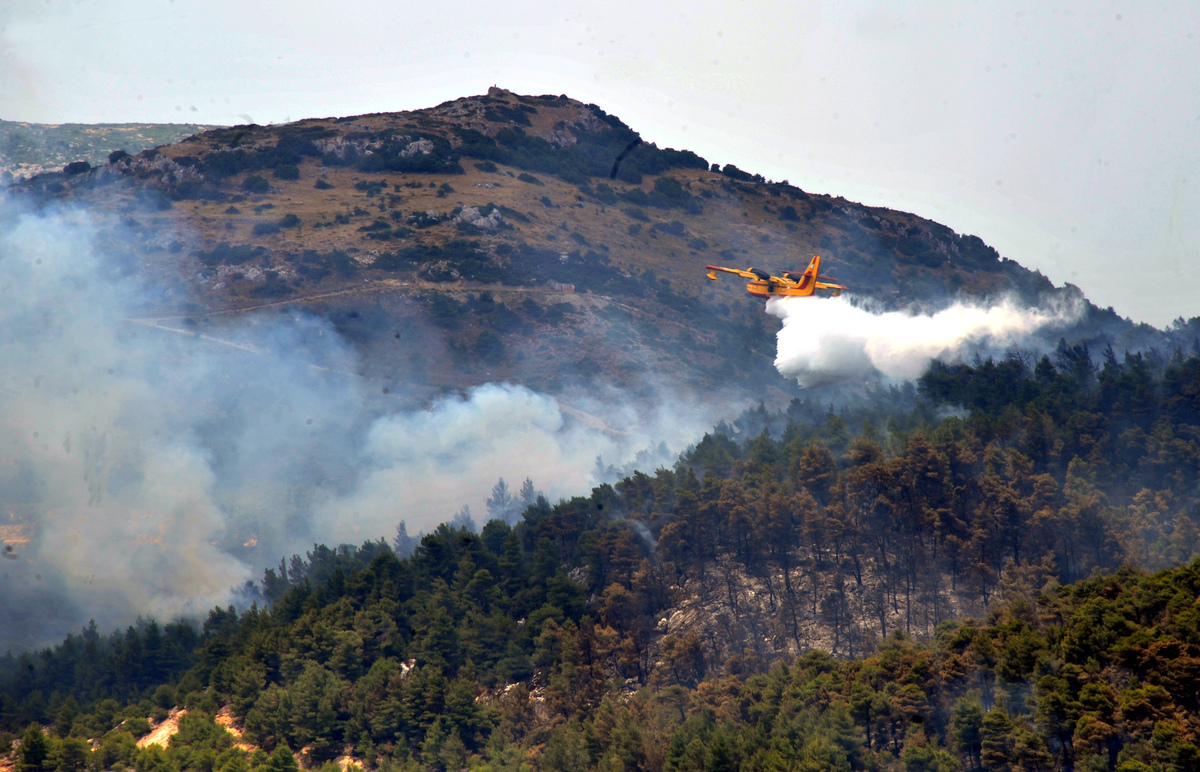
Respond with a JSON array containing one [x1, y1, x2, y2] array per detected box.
[[766, 294, 1078, 387]]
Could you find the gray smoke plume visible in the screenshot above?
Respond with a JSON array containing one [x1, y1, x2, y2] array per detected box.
[[0, 200, 726, 651]]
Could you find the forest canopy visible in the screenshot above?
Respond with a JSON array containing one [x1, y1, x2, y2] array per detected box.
[[6, 344, 1200, 770]]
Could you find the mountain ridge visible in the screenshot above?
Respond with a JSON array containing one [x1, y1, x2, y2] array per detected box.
[[9, 87, 1178, 408]]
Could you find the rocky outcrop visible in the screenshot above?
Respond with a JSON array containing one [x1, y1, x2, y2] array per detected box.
[[454, 205, 506, 230]]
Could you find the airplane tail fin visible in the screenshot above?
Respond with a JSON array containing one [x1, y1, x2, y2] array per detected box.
[[793, 255, 820, 292], [794, 255, 847, 296]]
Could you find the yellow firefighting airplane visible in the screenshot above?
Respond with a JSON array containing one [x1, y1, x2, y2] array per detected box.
[[705, 255, 846, 299]]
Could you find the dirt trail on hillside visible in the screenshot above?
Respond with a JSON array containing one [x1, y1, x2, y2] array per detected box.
[[137, 708, 187, 749], [130, 279, 569, 323], [214, 707, 257, 753]]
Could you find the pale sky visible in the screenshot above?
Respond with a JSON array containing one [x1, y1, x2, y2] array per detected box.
[[3, 0, 1199, 326]]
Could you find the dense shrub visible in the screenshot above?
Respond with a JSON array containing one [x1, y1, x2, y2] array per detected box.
[[427, 293, 465, 327], [579, 182, 618, 204], [721, 163, 762, 182], [651, 220, 687, 237], [192, 243, 267, 267], [357, 134, 464, 174], [473, 330, 506, 363], [247, 272, 294, 298], [273, 164, 300, 180], [242, 175, 269, 194]]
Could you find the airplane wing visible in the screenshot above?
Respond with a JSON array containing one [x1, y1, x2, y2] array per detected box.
[[814, 279, 848, 290], [706, 265, 762, 281]]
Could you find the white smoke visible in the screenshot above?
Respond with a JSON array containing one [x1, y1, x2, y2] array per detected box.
[[0, 201, 726, 650], [313, 383, 686, 546], [766, 294, 1078, 387]]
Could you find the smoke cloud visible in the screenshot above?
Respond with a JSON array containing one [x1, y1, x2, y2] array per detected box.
[[0, 200, 723, 651], [766, 294, 1077, 388]]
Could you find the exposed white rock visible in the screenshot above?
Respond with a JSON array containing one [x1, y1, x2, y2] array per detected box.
[[400, 139, 434, 158], [453, 206, 506, 230], [313, 137, 379, 160]]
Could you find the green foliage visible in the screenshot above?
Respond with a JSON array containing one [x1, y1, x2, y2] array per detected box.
[[241, 176, 269, 194], [287, 249, 357, 281], [578, 183, 618, 205], [427, 293, 465, 327], [621, 178, 703, 213], [272, 165, 299, 181], [15, 352, 1200, 769], [246, 271, 294, 299], [472, 330, 505, 364], [356, 134, 463, 175], [196, 129, 324, 180], [19, 725, 50, 772], [721, 164, 763, 183], [353, 180, 386, 197]]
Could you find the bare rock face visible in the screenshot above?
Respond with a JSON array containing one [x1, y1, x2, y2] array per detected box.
[[454, 206, 506, 230], [314, 137, 378, 161], [400, 139, 434, 158]]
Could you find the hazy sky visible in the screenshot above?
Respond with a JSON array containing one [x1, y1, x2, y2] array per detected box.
[[3, 0, 1199, 326]]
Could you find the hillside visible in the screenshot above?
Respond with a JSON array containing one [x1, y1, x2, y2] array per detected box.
[[0, 119, 216, 182], [8, 88, 1170, 407], [6, 347, 1200, 769], [9, 89, 1200, 772]]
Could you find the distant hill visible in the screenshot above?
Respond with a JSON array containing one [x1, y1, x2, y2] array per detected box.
[[0, 119, 216, 181], [7, 89, 1187, 405]]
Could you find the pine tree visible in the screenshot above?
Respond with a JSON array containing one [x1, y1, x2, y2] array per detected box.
[[487, 478, 520, 524], [519, 477, 537, 506], [393, 521, 420, 558], [18, 725, 49, 772], [451, 506, 477, 533]]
